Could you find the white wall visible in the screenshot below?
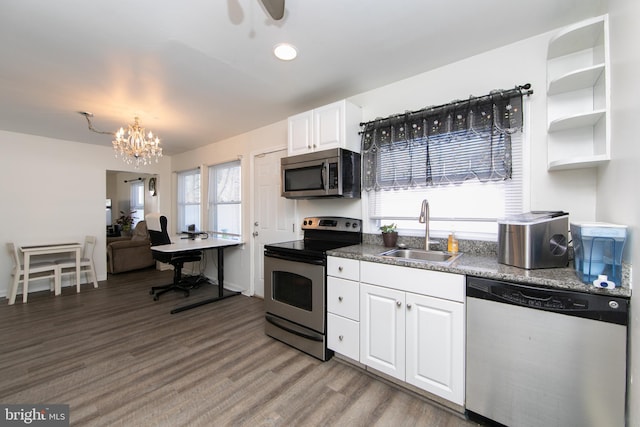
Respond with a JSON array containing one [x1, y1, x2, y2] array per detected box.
[[107, 171, 159, 225], [172, 29, 604, 295], [171, 119, 368, 294], [350, 31, 598, 225], [0, 130, 171, 298], [597, 0, 640, 424], [171, 120, 288, 294], [295, 199, 362, 225], [3, 11, 635, 422], [0, 27, 601, 302]]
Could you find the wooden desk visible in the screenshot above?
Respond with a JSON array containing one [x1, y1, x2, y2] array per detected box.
[[20, 242, 82, 298], [151, 238, 242, 314]]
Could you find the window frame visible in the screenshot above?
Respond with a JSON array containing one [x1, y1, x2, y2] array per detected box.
[[176, 168, 201, 233], [207, 160, 242, 240], [364, 100, 530, 241]]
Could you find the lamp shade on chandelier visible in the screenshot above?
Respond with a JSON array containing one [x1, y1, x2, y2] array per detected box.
[[112, 116, 163, 167]]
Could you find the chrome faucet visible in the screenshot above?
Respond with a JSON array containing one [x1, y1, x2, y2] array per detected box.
[[419, 199, 437, 250]]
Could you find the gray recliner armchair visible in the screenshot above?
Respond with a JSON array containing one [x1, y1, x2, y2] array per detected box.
[[106, 221, 155, 273]]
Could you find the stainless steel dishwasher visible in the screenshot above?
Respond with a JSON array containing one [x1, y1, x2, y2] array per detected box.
[[466, 276, 628, 427]]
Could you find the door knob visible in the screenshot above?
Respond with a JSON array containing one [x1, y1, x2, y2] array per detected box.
[[252, 231, 259, 237], [396, 301, 402, 307], [254, 221, 259, 226]]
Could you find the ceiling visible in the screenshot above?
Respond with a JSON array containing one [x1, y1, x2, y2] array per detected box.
[[0, 0, 604, 156]]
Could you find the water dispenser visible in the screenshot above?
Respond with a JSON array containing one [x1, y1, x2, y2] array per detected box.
[[570, 222, 627, 287]]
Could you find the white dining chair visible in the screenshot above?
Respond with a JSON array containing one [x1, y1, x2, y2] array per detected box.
[[7, 242, 59, 305], [55, 236, 99, 293]]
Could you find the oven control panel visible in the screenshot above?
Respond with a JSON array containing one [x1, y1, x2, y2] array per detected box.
[[302, 216, 361, 232]]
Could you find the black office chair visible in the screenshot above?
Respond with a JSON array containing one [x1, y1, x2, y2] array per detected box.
[[146, 214, 202, 301]]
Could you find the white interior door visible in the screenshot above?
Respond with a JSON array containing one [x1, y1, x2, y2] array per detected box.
[[252, 149, 297, 298]]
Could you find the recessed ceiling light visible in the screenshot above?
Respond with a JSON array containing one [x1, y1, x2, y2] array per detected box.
[[274, 43, 297, 61]]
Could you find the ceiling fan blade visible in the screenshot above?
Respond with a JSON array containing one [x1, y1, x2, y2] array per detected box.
[[259, 0, 284, 20]]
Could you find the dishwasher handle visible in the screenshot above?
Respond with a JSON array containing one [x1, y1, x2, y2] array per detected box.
[[518, 291, 553, 302]]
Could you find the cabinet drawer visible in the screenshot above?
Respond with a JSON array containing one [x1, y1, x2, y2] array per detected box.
[[327, 277, 359, 321], [327, 256, 360, 281], [360, 261, 464, 302], [327, 313, 359, 361]]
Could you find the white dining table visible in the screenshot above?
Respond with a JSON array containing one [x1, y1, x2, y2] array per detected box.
[[20, 242, 82, 298]]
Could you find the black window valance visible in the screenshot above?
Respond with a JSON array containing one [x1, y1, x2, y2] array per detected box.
[[360, 85, 532, 192]]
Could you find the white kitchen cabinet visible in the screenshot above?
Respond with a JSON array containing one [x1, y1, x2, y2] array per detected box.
[[405, 293, 465, 405], [546, 15, 610, 171], [327, 256, 359, 282], [287, 110, 313, 155], [360, 283, 405, 380], [287, 99, 362, 156], [359, 261, 465, 405], [327, 256, 360, 361], [360, 261, 465, 303], [327, 313, 360, 360], [327, 277, 359, 320]]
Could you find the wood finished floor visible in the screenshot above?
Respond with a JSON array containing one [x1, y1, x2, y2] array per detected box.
[[0, 269, 483, 427]]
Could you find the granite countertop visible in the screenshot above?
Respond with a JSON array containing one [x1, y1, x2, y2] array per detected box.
[[328, 243, 632, 298]]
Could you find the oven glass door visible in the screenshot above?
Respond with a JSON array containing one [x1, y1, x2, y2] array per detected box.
[[264, 254, 325, 333]]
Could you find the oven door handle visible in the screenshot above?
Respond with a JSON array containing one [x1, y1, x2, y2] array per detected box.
[[264, 251, 325, 265], [266, 314, 324, 342]]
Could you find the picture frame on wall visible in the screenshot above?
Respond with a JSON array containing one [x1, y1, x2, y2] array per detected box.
[[148, 177, 157, 196]]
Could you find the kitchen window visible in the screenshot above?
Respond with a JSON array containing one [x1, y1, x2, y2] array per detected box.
[[176, 168, 201, 232], [207, 160, 241, 240], [361, 86, 530, 240]]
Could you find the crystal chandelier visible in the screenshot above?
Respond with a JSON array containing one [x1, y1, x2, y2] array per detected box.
[[112, 117, 163, 167]]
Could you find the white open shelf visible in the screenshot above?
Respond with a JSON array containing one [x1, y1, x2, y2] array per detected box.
[[548, 154, 609, 171], [546, 15, 610, 172], [547, 16, 605, 60], [548, 110, 606, 133], [547, 64, 605, 95]]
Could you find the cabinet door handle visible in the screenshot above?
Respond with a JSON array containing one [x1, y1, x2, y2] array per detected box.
[[339, 335, 344, 341], [406, 303, 412, 309], [396, 301, 402, 307], [338, 296, 343, 302], [338, 266, 343, 272]]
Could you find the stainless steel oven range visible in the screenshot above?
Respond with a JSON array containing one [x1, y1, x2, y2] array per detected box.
[[264, 216, 362, 361]]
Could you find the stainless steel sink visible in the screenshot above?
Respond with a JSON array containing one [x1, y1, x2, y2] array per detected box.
[[379, 248, 462, 264]]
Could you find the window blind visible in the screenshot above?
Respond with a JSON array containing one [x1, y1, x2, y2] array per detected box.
[[361, 86, 531, 237], [361, 87, 527, 191]]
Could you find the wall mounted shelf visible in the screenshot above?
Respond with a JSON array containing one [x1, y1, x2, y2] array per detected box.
[[548, 110, 606, 133], [548, 154, 610, 171], [547, 64, 605, 95], [546, 15, 610, 171]]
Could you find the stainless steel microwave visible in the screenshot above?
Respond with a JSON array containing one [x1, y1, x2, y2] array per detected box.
[[281, 148, 361, 199]]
